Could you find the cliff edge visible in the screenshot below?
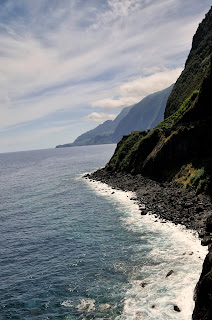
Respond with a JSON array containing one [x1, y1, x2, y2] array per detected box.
[[106, 7, 212, 198], [96, 6, 212, 319]]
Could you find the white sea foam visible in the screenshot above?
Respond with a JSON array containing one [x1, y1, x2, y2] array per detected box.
[[61, 300, 73, 307], [77, 298, 95, 313], [98, 303, 111, 311], [84, 175, 207, 320]]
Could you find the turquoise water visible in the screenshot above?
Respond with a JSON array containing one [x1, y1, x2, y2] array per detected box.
[[0, 145, 206, 320]]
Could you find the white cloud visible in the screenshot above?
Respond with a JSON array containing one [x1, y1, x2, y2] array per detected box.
[[119, 68, 183, 97], [91, 68, 183, 110], [82, 112, 116, 123], [0, 0, 210, 151]]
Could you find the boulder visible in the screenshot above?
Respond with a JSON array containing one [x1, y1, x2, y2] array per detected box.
[[201, 236, 212, 246], [166, 270, 174, 278], [174, 305, 181, 312], [193, 249, 212, 319], [206, 215, 212, 233]]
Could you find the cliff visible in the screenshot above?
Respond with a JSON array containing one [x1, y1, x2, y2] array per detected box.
[[100, 7, 212, 319], [106, 8, 212, 197], [165, 7, 212, 118], [111, 84, 173, 142], [56, 105, 132, 148], [193, 217, 212, 320], [56, 85, 173, 148]]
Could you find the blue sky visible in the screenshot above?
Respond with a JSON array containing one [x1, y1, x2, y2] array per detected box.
[[0, 0, 211, 152]]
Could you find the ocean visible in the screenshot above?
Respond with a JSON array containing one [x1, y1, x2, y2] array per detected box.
[[0, 145, 206, 320]]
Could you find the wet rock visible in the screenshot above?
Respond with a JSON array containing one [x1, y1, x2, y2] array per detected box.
[[139, 204, 146, 209], [86, 167, 212, 320], [206, 215, 212, 232], [166, 270, 174, 278], [199, 231, 205, 238], [141, 282, 147, 288], [201, 236, 212, 246], [193, 249, 212, 320], [174, 305, 181, 312], [196, 206, 204, 213]]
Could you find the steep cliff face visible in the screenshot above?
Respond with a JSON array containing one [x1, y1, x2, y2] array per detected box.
[[106, 7, 212, 196], [100, 7, 212, 320], [107, 71, 212, 192], [56, 85, 173, 148], [104, 8, 212, 319], [56, 105, 132, 148], [112, 85, 173, 142], [165, 7, 212, 118], [193, 248, 212, 320]]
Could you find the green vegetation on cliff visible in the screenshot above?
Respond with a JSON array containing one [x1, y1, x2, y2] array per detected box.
[[157, 90, 199, 130], [107, 65, 212, 192], [103, 6, 212, 197], [107, 90, 200, 174], [165, 7, 212, 118], [106, 10, 212, 194]]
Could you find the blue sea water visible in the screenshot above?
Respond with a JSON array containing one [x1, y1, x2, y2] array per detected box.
[[0, 145, 206, 320]]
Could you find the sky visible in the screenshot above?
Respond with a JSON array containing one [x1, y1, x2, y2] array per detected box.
[[0, 0, 211, 153]]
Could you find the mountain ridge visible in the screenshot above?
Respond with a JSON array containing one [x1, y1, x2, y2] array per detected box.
[[56, 85, 173, 148]]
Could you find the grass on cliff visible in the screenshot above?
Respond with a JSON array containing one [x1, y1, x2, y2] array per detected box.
[[165, 6, 212, 118], [107, 131, 147, 170], [156, 90, 199, 130], [108, 90, 199, 172], [175, 162, 211, 195], [122, 128, 162, 173]]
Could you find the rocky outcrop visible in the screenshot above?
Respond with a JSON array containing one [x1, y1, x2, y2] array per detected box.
[[87, 169, 212, 233], [192, 216, 212, 320], [193, 249, 212, 319]]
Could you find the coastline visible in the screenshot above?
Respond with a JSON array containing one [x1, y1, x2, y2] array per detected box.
[[86, 168, 212, 235], [85, 168, 212, 319], [83, 169, 209, 319]]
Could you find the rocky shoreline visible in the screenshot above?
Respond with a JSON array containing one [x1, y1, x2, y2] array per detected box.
[[85, 168, 212, 319], [86, 168, 212, 236]]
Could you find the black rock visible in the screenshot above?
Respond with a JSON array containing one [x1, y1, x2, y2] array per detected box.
[[199, 231, 205, 238], [174, 305, 181, 312], [196, 206, 204, 213], [166, 270, 174, 278], [141, 282, 147, 288], [206, 215, 212, 232], [193, 250, 212, 319], [201, 236, 212, 246]]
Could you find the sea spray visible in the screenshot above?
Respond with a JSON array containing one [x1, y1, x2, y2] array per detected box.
[[84, 176, 207, 320]]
